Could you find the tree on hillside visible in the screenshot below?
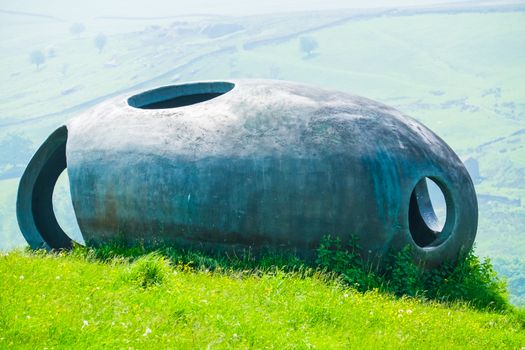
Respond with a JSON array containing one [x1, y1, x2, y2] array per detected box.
[[29, 50, 46, 70], [94, 33, 107, 53], [69, 22, 85, 37], [299, 36, 319, 58]]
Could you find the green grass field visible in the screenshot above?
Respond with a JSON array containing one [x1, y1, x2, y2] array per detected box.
[[1, 250, 524, 349]]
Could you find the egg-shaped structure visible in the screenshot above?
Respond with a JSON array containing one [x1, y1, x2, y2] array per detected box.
[[17, 80, 477, 267]]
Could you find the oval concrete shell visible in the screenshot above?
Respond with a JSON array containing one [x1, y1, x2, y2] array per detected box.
[[17, 79, 478, 267]]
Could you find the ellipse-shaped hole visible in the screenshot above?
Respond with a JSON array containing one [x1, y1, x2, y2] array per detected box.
[[408, 177, 450, 248], [127, 81, 235, 109], [53, 170, 84, 245]]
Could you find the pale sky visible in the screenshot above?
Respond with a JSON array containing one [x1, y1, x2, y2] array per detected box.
[[0, 0, 498, 19]]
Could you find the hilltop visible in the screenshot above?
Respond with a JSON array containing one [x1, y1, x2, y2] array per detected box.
[[1, 248, 524, 349]]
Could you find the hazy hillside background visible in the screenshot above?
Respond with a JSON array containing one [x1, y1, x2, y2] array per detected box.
[[1, 0, 524, 304]]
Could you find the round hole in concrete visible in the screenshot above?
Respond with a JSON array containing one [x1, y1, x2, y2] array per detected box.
[[127, 81, 235, 109], [409, 177, 450, 248]]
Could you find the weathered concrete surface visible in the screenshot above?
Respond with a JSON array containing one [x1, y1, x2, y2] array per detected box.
[[17, 79, 477, 267]]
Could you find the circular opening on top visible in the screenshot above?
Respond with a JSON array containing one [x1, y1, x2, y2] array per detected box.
[[53, 170, 85, 245], [408, 177, 450, 248], [127, 81, 235, 109]]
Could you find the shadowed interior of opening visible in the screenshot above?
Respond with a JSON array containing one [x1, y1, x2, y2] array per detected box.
[[409, 177, 449, 248], [127, 81, 235, 109]]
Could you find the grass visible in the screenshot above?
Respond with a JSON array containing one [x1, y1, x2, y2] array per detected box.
[[1, 248, 524, 349]]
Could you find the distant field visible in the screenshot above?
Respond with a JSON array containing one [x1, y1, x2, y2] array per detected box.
[[202, 13, 525, 148]]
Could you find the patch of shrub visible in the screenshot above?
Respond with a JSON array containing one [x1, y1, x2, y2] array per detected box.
[[74, 241, 304, 274], [127, 253, 172, 288], [315, 235, 510, 311], [315, 235, 380, 292], [422, 250, 509, 310], [384, 246, 423, 297], [87, 239, 148, 262]]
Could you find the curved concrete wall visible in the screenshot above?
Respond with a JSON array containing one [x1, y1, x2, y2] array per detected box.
[[17, 126, 73, 249], [17, 80, 478, 267]]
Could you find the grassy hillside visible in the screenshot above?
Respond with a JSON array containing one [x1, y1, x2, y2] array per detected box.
[[1, 249, 524, 349]]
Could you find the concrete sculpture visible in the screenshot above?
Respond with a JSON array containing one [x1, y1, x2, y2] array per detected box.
[[17, 80, 478, 267]]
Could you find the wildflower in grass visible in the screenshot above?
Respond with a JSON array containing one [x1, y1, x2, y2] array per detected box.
[[19, 275, 24, 280], [82, 320, 89, 329], [343, 293, 349, 298], [56, 276, 61, 280], [143, 327, 152, 336], [406, 309, 413, 315]]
